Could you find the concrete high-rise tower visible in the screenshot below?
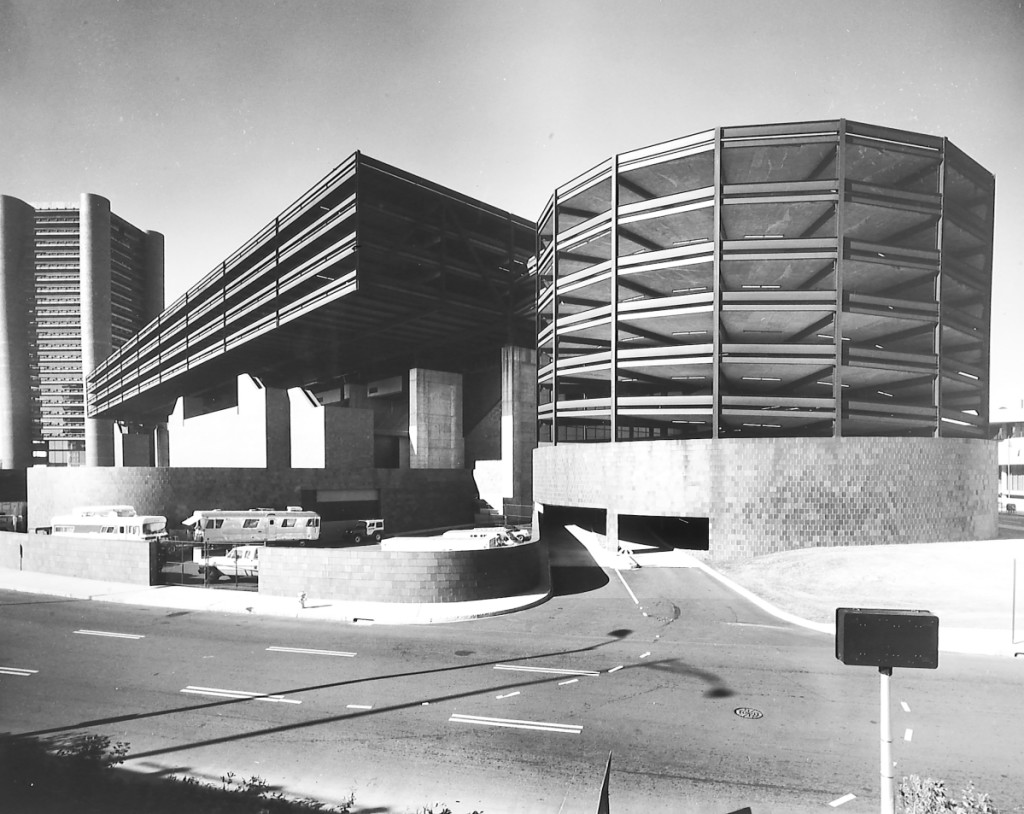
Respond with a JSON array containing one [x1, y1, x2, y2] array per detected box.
[[0, 193, 163, 468]]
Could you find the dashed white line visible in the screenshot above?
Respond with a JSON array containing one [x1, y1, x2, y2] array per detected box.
[[615, 570, 640, 605], [346, 704, 373, 710], [494, 664, 600, 677], [558, 678, 579, 686], [267, 646, 356, 657], [607, 665, 624, 674], [0, 666, 38, 677], [496, 691, 520, 700], [180, 685, 301, 704], [449, 713, 582, 735], [904, 728, 914, 742], [829, 792, 856, 807], [901, 701, 911, 713], [75, 629, 144, 640]]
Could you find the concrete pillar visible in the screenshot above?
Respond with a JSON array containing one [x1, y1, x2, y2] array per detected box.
[[502, 345, 537, 523], [606, 509, 620, 554], [264, 384, 292, 469], [409, 368, 464, 469], [154, 423, 170, 467], [0, 196, 35, 469], [143, 230, 165, 322], [80, 193, 115, 467]]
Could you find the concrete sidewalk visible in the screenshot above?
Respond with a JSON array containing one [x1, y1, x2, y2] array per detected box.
[[0, 567, 551, 625]]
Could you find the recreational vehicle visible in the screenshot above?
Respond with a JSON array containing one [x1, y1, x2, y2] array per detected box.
[[183, 507, 320, 546], [48, 506, 168, 542]]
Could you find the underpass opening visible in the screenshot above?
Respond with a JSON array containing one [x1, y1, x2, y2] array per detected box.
[[618, 514, 710, 552]]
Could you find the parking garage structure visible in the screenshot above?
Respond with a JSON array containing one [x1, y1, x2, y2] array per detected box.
[[533, 120, 997, 558]]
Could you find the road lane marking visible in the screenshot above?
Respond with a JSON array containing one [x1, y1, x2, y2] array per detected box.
[[449, 713, 582, 735], [74, 629, 145, 639], [267, 646, 356, 657], [180, 685, 301, 704], [495, 691, 520, 700], [904, 728, 913, 742], [0, 667, 38, 677], [346, 704, 373, 710], [607, 665, 624, 673], [558, 679, 578, 686], [901, 701, 911, 713], [615, 570, 640, 605], [725, 622, 789, 630], [639, 651, 651, 658], [494, 664, 600, 677], [829, 793, 856, 807]]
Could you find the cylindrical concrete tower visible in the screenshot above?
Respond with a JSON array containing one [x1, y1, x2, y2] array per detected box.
[[0, 195, 35, 469], [80, 192, 115, 467]]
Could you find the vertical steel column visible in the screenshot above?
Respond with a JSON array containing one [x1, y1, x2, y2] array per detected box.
[[712, 129, 722, 439], [834, 121, 848, 438], [552, 193, 560, 445], [610, 155, 620, 442], [934, 139, 945, 437]]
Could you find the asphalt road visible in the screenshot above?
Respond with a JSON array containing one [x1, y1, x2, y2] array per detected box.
[[2, 526, 1022, 813]]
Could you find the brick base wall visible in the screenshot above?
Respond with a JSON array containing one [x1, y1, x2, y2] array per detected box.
[[260, 540, 547, 603], [535, 437, 998, 559], [0, 532, 22, 569], [14, 532, 154, 584]]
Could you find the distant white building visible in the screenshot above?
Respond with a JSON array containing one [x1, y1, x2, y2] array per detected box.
[[993, 404, 1024, 495]]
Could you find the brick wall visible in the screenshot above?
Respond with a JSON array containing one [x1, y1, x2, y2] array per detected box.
[[260, 539, 547, 602], [16, 532, 154, 584], [535, 437, 998, 559]]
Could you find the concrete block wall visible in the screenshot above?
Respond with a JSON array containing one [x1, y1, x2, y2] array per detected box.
[[17, 532, 154, 584], [0, 531, 22, 569], [535, 437, 998, 559], [260, 539, 547, 603], [377, 468, 477, 532]]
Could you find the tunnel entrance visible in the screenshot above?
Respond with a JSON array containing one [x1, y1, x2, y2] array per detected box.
[[617, 514, 710, 552]]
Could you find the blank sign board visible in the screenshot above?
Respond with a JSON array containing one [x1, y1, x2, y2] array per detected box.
[[835, 608, 939, 669]]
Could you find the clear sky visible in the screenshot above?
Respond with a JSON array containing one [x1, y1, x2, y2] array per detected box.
[[2, 0, 1022, 407]]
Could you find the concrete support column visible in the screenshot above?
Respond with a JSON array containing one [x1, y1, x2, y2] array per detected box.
[[409, 368, 464, 469], [606, 509, 620, 554], [0, 196, 35, 469], [264, 384, 292, 470], [143, 230, 165, 321], [80, 193, 114, 467], [154, 423, 170, 467], [502, 345, 537, 523]]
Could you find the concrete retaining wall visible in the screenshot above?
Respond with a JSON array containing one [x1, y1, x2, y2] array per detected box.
[[535, 436, 998, 559], [260, 539, 547, 603]]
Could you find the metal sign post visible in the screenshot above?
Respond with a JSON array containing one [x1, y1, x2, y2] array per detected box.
[[835, 608, 939, 814], [879, 666, 894, 814]]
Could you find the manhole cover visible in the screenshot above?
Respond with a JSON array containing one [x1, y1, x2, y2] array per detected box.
[[733, 707, 764, 720]]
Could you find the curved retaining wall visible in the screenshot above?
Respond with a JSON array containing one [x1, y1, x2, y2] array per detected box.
[[260, 540, 548, 603], [534, 437, 998, 559]]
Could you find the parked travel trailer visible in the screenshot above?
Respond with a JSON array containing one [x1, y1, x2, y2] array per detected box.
[[182, 507, 321, 546], [47, 505, 168, 542]]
